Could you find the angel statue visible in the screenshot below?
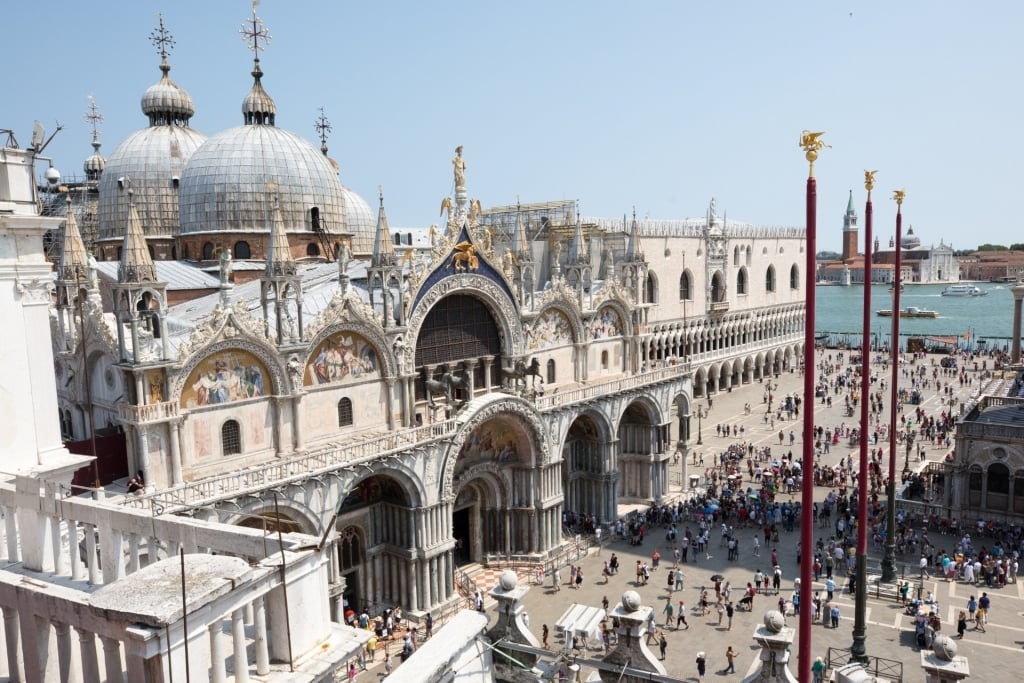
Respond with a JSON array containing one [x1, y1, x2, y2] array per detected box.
[[864, 170, 878, 192], [502, 247, 518, 279]]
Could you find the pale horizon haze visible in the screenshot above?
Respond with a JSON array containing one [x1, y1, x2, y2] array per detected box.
[[2, 1, 1020, 253]]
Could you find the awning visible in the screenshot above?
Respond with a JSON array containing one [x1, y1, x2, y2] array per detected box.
[[554, 603, 606, 638]]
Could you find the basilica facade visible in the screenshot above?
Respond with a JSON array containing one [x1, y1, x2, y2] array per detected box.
[[49, 13, 807, 624]]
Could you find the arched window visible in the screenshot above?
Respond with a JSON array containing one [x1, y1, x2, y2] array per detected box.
[[171, 245, 177, 260], [202, 242, 215, 260], [746, 246, 752, 267], [645, 272, 657, 304], [601, 350, 609, 369], [733, 246, 740, 266], [988, 462, 1010, 509], [679, 271, 692, 300], [338, 397, 354, 427], [766, 265, 776, 292], [711, 271, 725, 302], [234, 241, 251, 259], [182, 244, 190, 260], [789, 264, 800, 290], [221, 420, 241, 456], [546, 359, 556, 384], [307, 243, 320, 257], [736, 267, 748, 295], [337, 526, 363, 572]]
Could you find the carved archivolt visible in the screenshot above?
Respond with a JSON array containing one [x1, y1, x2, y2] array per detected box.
[[440, 396, 550, 500], [305, 289, 381, 342], [405, 274, 524, 368], [176, 301, 268, 362]]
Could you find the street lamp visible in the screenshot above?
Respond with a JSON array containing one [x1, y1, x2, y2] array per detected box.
[[696, 406, 705, 445]]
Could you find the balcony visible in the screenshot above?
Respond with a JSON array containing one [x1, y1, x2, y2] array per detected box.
[[710, 300, 730, 314], [118, 400, 180, 424]]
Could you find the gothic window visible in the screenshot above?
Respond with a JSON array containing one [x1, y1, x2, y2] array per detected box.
[[645, 272, 657, 304], [789, 264, 800, 290], [547, 359, 556, 384], [307, 243, 320, 257], [737, 267, 748, 295], [221, 420, 241, 456], [337, 526, 363, 571], [338, 397, 354, 427], [601, 350, 609, 369], [234, 241, 251, 259], [711, 271, 726, 302], [202, 242, 214, 260], [766, 265, 776, 292], [679, 271, 692, 301], [733, 246, 740, 266]]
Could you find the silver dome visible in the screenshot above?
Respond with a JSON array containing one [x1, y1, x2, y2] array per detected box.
[[341, 185, 374, 251], [97, 125, 207, 241], [178, 125, 364, 247], [141, 63, 196, 125]]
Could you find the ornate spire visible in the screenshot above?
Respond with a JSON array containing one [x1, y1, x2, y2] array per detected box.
[[265, 190, 296, 278], [240, 3, 276, 125], [569, 205, 586, 265], [58, 196, 89, 283], [118, 187, 157, 284], [372, 186, 395, 267], [625, 207, 643, 261], [83, 96, 105, 180], [315, 107, 332, 155], [512, 198, 530, 260], [150, 12, 175, 68]]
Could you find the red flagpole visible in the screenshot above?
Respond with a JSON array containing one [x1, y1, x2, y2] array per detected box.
[[882, 191, 906, 583], [798, 133, 824, 683]]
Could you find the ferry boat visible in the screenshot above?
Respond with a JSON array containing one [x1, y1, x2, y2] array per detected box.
[[876, 306, 939, 319], [941, 284, 987, 297]]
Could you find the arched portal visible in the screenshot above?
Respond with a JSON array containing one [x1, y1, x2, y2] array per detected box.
[[562, 413, 615, 526], [617, 400, 669, 502], [334, 473, 416, 613], [452, 414, 538, 563]]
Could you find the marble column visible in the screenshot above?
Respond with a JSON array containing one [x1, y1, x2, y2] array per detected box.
[[168, 419, 184, 486], [209, 620, 226, 683], [99, 636, 123, 683], [54, 621, 81, 683], [232, 609, 249, 683], [292, 394, 305, 451], [253, 597, 270, 675], [2, 608, 21, 683], [75, 629, 98, 683]]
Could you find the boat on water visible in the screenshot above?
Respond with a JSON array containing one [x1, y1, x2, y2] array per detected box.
[[941, 284, 987, 297], [876, 306, 939, 319], [888, 283, 904, 292]]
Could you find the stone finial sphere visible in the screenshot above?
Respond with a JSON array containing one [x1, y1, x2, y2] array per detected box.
[[499, 570, 518, 591], [932, 634, 958, 661], [763, 610, 785, 633], [622, 591, 641, 612]]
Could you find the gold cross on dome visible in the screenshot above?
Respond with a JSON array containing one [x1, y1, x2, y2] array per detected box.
[[314, 107, 332, 146], [149, 13, 175, 61], [240, 2, 271, 54]]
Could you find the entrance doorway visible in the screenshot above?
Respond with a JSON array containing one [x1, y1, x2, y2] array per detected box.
[[453, 506, 471, 565]]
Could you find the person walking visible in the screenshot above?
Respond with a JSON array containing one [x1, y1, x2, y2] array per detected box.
[[675, 567, 684, 592], [553, 567, 561, 592], [676, 600, 689, 629], [658, 632, 668, 660], [696, 651, 707, 683], [662, 599, 675, 627], [967, 595, 977, 622], [575, 567, 584, 589], [956, 611, 967, 639], [830, 604, 841, 629], [812, 656, 826, 683], [726, 601, 735, 630], [825, 577, 835, 601], [725, 646, 736, 674], [542, 624, 550, 649]]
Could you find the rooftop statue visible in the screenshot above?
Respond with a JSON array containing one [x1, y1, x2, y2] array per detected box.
[[452, 145, 466, 189]]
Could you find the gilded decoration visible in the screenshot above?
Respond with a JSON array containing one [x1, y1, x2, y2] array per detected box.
[[305, 332, 380, 386], [526, 308, 574, 351], [305, 288, 381, 346], [177, 300, 267, 361], [179, 349, 270, 408]]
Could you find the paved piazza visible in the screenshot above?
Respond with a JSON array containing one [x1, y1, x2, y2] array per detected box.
[[504, 350, 1023, 681]]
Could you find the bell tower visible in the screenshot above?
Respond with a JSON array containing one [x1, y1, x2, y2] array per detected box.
[[842, 190, 858, 262]]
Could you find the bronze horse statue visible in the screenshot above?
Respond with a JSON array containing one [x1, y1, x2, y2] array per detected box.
[[503, 358, 542, 390], [425, 369, 470, 409]]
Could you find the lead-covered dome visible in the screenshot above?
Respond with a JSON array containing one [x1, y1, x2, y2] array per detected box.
[[97, 58, 205, 242], [901, 225, 921, 250], [177, 57, 373, 253]]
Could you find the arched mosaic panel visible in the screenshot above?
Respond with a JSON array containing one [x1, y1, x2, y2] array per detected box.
[[180, 350, 270, 408], [305, 332, 381, 386]]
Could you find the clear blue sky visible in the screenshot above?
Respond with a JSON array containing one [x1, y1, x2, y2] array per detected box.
[[3, 1, 1020, 252]]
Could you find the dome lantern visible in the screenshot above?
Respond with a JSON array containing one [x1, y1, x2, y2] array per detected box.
[[239, 6, 276, 125]]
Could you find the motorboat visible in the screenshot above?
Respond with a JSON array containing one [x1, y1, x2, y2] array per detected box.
[[941, 284, 987, 297], [876, 307, 939, 318]]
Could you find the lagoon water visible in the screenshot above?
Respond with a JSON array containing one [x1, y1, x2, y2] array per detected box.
[[813, 282, 1015, 347]]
